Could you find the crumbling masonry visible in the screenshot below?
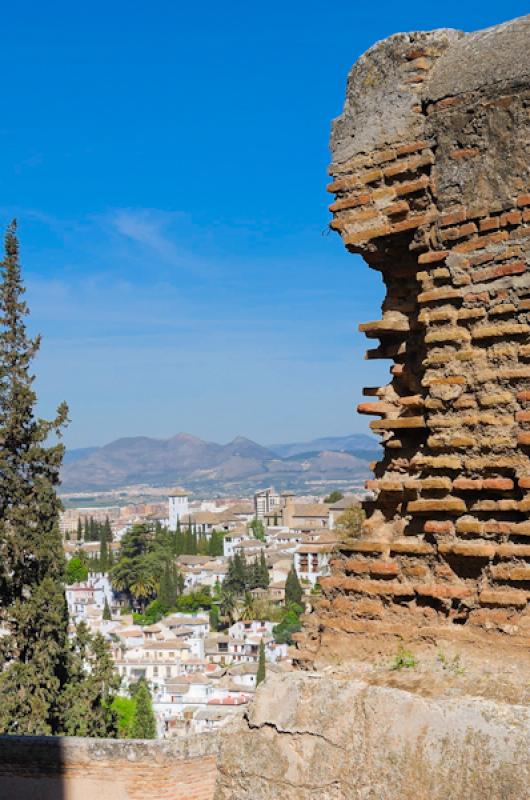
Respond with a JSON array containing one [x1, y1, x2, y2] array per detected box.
[[297, 15, 530, 662]]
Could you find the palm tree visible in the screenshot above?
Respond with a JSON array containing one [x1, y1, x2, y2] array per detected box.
[[238, 592, 255, 622], [110, 558, 134, 596], [219, 588, 236, 626], [129, 569, 156, 611]]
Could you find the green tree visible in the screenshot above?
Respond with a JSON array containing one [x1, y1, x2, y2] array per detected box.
[[219, 588, 236, 626], [103, 597, 112, 620], [225, 552, 248, 595], [272, 605, 302, 645], [324, 490, 344, 504], [238, 592, 255, 621], [285, 565, 303, 606], [208, 529, 224, 556], [335, 504, 365, 538], [258, 550, 269, 589], [131, 679, 156, 739], [121, 524, 149, 559], [112, 695, 136, 738], [249, 517, 265, 541], [59, 623, 120, 737], [76, 517, 83, 542], [129, 568, 156, 610], [65, 557, 89, 585], [0, 222, 70, 735], [209, 604, 220, 631], [256, 639, 266, 686]]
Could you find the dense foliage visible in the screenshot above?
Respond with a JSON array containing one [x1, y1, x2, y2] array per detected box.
[[130, 678, 156, 738], [272, 602, 303, 645], [0, 223, 117, 736], [65, 556, 89, 584], [335, 504, 365, 538], [285, 565, 303, 606], [324, 490, 344, 504], [224, 551, 269, 595]]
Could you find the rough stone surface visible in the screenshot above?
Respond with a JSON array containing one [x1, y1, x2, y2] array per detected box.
[[215, 672, 530, 799]]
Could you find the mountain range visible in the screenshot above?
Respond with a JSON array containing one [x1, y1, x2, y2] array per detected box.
[[60, 432, 380, 495]]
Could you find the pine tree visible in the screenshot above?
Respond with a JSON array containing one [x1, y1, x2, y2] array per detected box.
[[0, 221, 70, 735], [256, 639, 266, 686], [285, 565, 303, 606], [131, 679, 156, 738]]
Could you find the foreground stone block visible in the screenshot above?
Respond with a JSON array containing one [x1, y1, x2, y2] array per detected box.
[[216, 673, 530, 800]]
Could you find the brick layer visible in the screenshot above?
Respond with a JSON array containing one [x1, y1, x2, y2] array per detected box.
[[297, 50, 530, 662]]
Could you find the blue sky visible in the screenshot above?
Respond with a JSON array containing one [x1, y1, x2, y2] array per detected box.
[[3, 1, 527, 447]]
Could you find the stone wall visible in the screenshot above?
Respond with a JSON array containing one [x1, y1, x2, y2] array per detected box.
[[297, 14, 530, 664], [215, 672, 530, 800], [0, 734, 219, 800]]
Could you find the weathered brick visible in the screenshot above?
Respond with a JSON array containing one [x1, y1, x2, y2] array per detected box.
[[500, 210, 522, 227], [417, 249, 449, 264], [453, 477, 482, 490], [424, 520, 455, 534], [329, 192, 372, 212], [482, 477, 514, 491], [479, 216, 500, 232], [479, 589, 527, 608], [407, 497, 466, 513], [450, 147, 480, 159], [415, 583, 473, 599], [472, 260, 526, 283]]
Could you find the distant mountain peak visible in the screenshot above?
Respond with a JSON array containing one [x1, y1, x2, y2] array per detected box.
[[61, 431, 378, 494]]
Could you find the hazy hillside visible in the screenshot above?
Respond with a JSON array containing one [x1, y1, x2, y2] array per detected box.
[[60, 432, 380, 494], [269, 433, 376, 458]]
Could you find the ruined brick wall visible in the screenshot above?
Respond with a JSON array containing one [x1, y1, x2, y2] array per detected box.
[[297, 15, 530, 662], [0, 734, 219, 800]]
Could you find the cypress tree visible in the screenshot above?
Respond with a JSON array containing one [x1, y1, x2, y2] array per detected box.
[[99, 534, 108, 572], [103, 597, 111, 621], [76, 517, 83, 542], [285, 565, 303, 606], [59, 623, 119, 736], [83, 517, 89, 541], [159, 561, 172, 609], [259, 550, 269, 589], [256, 639, 266, 686], [131, 679, 156, 739], [0, 222, 70, 735]]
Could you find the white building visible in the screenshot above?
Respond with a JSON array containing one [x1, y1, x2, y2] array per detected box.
[[66, 574, 114, 625], [294, 532, 340, 587], [168, 487, 189, 530]]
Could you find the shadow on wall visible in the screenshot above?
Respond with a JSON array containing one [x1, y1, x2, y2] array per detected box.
[[0, 736, 65, 800], [0, 734, 219, 800]]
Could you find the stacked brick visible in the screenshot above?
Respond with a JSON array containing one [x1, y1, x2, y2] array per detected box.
[[296, 17, 530, 661]]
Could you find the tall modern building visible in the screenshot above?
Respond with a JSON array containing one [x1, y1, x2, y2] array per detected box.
[[168, 487, 189, 530]]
